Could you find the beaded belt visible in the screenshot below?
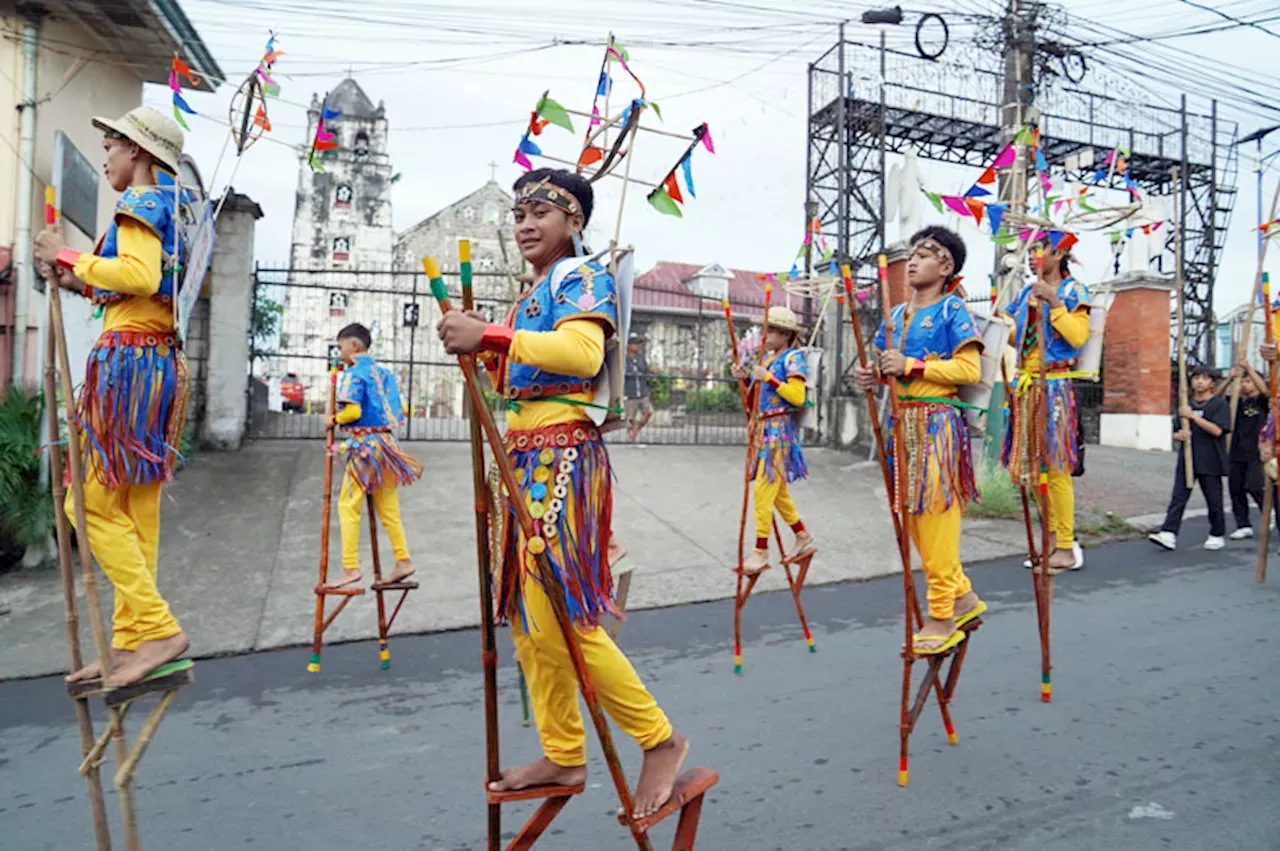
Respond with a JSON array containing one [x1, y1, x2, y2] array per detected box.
[[93, 330, 180, 349], [345, 426, 394, 436], [504, 421, 600, 453], [759, 409, 794, 420], [505, 381, 595, 401]]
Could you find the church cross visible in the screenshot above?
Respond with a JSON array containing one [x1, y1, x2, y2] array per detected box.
[[488, 160, 499, 181]]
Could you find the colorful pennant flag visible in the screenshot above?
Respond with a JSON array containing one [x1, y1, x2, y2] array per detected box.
[[535, 94, 574, 133], [169, 55, 197, 131], [681, 155, 696, 199], [253, 104, 271, 132], [648, 187, 682, 217], [307, 93, 342, 171]]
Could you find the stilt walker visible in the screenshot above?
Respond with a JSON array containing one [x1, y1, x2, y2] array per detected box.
[[1258, 272, 1276, 584], [726, 294, 819, 673], [36, 109, 198, 850], [853, 226, 987, 786]]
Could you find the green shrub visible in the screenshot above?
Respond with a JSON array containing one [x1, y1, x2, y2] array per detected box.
[[0, 386, 53, 570], [966, 457, 1022, 519], [648, 369, 673, 409], [686, 383, 744, 414]]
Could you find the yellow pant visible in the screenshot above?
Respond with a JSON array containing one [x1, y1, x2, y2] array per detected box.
[[908, 502, 973, 621], [339, 471, 411, 569], [754, 460, 802, 542], [66, 474, 180, 651], [1047, 468, 1075, 548], [513, 567, 672, 767]]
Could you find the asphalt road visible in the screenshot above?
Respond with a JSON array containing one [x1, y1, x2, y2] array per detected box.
[[3, 517, 1279, 851]]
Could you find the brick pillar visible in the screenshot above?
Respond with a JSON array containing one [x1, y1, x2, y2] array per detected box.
[[884, 242, 910, 308], [1099, 271, 1174, 451]]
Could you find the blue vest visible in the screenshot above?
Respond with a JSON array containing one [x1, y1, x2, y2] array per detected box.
[[874, 294, 982, 361], [757, 347, 807, 415], [505, 257, 619, 398], [337, 355, 405, 429], [90, 170, 187, 306], [1007, 276, 1091, 365]]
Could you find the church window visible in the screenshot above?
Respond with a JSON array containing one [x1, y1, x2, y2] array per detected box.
[[484, 203, 499, 224], [335, 184, 353, 208], [354, 131, 370, 159], [329, 291, 349, 318], [333, 236, 351, 261], [462, 206, 476, 221]]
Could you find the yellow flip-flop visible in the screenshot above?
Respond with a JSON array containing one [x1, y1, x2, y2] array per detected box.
[[954, 599, 988, 629], [912, 629, 966, 656]]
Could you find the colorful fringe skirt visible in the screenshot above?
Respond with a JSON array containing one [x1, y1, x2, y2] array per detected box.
[[74, 331, 190, 488], [754, 413, 808, 483], [335, 428, 423, 495], [1002, 375, 1079, 484], [887, 402, 977, 516], [498, 421, 618, 631]]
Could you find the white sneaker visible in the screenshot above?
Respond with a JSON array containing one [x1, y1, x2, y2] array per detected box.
[[1203, 535, 1225, 551], [1148, 531, 1176, 550], [1229, 527, 1254, 540]]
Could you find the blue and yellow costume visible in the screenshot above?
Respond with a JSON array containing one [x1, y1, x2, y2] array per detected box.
[[1002, 276, 1091, 552], [482, 255, 672, 767], [334, 355, 422, 571], [746, 346, 809, 551], [874, 294, 982, 623], [60, 170, 189, 650]]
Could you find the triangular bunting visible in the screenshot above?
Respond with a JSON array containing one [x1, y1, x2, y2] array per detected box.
[[253, 104, 271, 131], [173, 92, 196, 116], [977, 166, 997, 185], [518, 136, 542, 157], [964, 185, 991, 198], [172, 56, 200, 86], [698, 123, 715, 154], [596, 72, 611, 98], [987, 202, 1006, 235], [925, 190, 944, 214], [322, 105, 343, 122], [647, 187, 683, 217], [172, 104, 190, 131], [680, 155, 696, 199], [664, 172, 683, 205], [965, 198, 985, 227], [1035, 148, 1048, 173], [992, 144, 1016, 169], [578, 146, 603, 167], [942, 195, 971, 217], [535, 95, 574, 132], [513, 149, 533, 170]]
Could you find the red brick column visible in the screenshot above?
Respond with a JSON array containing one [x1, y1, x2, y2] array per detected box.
[[885, 243, 910, 308], [1099, 272, 1175, 450]]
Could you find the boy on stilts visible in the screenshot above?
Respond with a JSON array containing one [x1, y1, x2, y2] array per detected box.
[[731, 306, 815, 574], [324, 323, 422, 589], [854, 226, 987, 654], [32, 107, 191, 687], [437, 168, 689, 820], [1003, 236, 1090, 573]]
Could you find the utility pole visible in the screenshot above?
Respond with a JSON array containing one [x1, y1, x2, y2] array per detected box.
[[995, 0, 1039, 303]]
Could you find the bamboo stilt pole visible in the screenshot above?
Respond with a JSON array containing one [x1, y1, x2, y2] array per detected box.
[[1031, 248, 1053, 703], [1258, 272, 1276, 585], [113, 691, 178, 788], [1228, 179, 1280, 451], [45, 284, 113, 851], [426, 258, 652, 850], [459, 240, 503, 850], [308, 369, 339, 673]]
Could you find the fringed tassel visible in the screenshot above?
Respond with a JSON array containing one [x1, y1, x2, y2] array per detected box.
[[1002, 378, 1078, 484], [72, 341, 189, 487], [888, 404, 977, 515], [339, 431, 423, 496], [498, 436, 618, 631], [756, 417, 808, 483]]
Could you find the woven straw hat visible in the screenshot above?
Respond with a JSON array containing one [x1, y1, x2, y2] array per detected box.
[[92, 107, 184, 173], [755, 305, 804, 334]]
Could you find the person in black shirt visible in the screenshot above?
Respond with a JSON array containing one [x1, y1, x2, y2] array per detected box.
[[1223, 360, 1272, 540], [624, 332, 654, 441], [1149, 365, 1230, 551]]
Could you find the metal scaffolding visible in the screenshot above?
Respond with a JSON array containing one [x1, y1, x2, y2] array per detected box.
[[807, 31, 1238, 383]]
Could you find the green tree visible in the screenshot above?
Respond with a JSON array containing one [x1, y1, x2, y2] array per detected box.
[[250, 288, 284, 355], [0, 387, 53, 571]]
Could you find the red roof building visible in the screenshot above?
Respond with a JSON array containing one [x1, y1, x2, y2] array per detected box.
[[632, 261, 770, 318]]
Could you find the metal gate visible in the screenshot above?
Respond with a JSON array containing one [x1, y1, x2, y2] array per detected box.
[[247, 265, 754, 445]]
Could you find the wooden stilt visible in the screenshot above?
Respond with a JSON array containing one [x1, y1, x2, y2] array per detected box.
[[1031, 248, 1054, 703], [428, 257, 718, 849], [366, 493, 418, 670], [309, 369, 341, 673], [1259, 271, 1277, 585], [44, 308, 112, 850]]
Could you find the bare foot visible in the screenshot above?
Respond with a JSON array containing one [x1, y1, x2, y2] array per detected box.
[[737, 549, 769, 576], [66, 648, 133, 683], [105, 633, 189, 688], [786, 531, 816, 562], [1046, 547, 1076, 573], [384, 560, 416, 584], [912, 616, 957, 652], [953, 591, 980, 618], [629, 731, 690, 821], [487, 757, 586, 792], [323, 568, 362, 589]]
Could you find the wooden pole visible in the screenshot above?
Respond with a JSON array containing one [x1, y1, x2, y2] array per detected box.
[[1032, 247, 1053, 703], [44, 193, 138, 850], [1174, 167, 1194, 489], [308, 369, 339, 673], [1228, 179, 1280, 450], [44, 277, 113, 851], [1258, 272, 1276, 585], [459, 240, 503, 849], [425, 258, 652, 849]]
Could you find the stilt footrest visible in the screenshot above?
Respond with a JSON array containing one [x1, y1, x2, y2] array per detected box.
[[371, 580, 420, 592], [314, 585, 366, 596], [486, 783, 583, 851], [616, 767, 719, 849], [67, 658, 195, 705]]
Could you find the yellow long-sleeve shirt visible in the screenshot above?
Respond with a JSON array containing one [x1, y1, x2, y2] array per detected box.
[[1018, 305, 1090, 373], [74, 218, 172, 334], [896, 343, 982, 400], [504, 318, 606, 431]]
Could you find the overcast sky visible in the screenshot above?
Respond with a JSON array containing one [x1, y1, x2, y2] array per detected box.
[[140, 0, 1280, 315]]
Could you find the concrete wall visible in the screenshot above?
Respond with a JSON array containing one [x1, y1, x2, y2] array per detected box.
[[0, 13, 143, 387], [200, 193, 262, 450]]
